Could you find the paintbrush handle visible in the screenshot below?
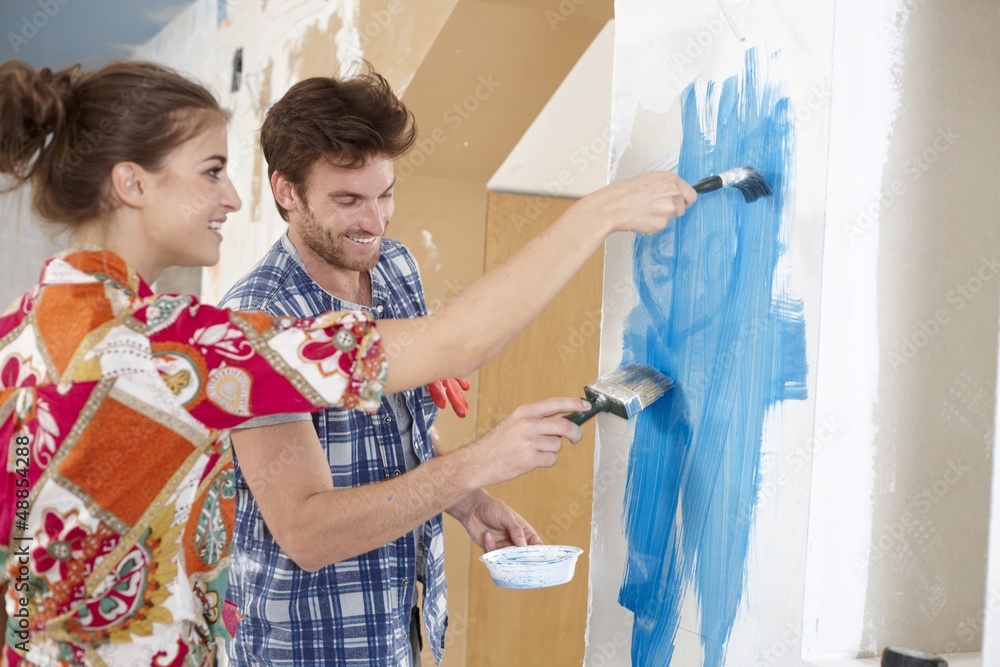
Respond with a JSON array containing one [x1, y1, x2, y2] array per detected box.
[[565, 395, 609, 426], [692, 175, 724, 194]]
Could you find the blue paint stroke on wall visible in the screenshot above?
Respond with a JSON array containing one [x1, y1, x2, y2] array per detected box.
[[618, 48, 806, 666]]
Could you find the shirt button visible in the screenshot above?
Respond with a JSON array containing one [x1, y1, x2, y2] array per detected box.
[[384, 415, 392, 424], [403, 578, 409, 586], [393, 470, 401, 477]]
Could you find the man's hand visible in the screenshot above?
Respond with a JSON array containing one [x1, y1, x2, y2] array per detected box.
[[229, 398, 585, 570], [466, 397, 588, 488], [447, 488, 542, 551], [427, 377, 471, 417]]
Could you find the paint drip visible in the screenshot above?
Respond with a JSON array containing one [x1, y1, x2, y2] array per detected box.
[[617, 47, 807, 666]]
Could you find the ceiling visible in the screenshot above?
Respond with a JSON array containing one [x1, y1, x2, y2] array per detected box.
[[0, 0, 193, 70]]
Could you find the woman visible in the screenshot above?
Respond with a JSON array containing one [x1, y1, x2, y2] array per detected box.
[[0, 60, 693, 665]]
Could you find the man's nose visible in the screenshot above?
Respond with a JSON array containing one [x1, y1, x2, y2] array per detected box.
[[358, 200, 386, 235]]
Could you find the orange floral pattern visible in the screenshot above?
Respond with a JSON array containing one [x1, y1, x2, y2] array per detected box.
[[0, 250, 386, 666]]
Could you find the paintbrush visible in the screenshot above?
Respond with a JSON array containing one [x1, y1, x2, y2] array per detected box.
[[565, 364, 675, 425], [692, 166, 772, 202]]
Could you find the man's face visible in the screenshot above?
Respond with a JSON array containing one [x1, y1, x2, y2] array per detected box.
[[292, 156, 395, 272]]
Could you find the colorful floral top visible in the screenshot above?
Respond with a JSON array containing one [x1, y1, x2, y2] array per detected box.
[[0, 250, 386, 666]]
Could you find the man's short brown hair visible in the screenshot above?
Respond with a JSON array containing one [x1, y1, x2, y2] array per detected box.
[[261, 63, 416, 221]]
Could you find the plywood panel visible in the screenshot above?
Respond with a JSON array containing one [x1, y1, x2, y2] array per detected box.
[[466, 192, 602, 666], [391, 174, 488, 667]]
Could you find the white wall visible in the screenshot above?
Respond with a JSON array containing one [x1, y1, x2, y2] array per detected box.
[[488, 20, 613, 198], [987, 334, 1000, 662], [0, 185, 65, 310], [588, 0, 835, 663], [588, 0, 998, 665], [806, 0, 999, 660]]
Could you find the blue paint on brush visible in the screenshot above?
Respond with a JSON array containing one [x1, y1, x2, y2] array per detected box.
[[617, 48, 806, 666]]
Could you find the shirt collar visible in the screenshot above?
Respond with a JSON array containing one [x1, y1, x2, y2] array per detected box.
[[47, 248, 153, 298], [280, 232, 388, 315]]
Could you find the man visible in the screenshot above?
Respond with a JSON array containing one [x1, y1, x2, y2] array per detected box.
[[220, 67, 552, 666]]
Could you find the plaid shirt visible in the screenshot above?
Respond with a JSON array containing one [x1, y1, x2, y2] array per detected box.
[[219, 235, 448, 666]]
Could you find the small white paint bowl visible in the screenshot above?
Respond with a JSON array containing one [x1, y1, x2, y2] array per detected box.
[[479, 545, 584, 589]]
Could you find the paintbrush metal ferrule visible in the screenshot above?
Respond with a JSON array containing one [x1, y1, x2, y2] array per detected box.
[[585, 365, 674, 419], [717, 166, 754, 187], [565, 364, 674, 425], [692, 166, 773, 203]]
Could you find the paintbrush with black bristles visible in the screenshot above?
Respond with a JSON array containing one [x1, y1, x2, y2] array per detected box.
[[692, 166, 773, 203], [565, 364, 675, 425]]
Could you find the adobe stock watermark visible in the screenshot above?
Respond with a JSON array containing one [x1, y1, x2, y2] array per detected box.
[[441, 609, 477, 650], [357, 0, 414, 50], [794, 82, 832, 127], [224, 136, 258, 181], [874, 0, 932, 43], [941, 371, 994, 450], [242, 432, 314, 492], [485, 120, 613, 250], [7, 0, 70, 54], [553, 276, 643, 363], [751, 618, 803, 667], [545, 0, 592, 30], [587, 627, 631, 667], [853, 511, 919, 574], [555, 307, 601, 362], [51, 74, 161, 179], [395, 74, 503, 181], [946, 587, 1000, 651], [665, 0, 751, 91], [380, 275, 469, 362], [539, 446, 630, 544], [853, 457, 970, 573], [888, 252, 1000, 371], [740, 415, 843, 520], [910, 458, 972, 514], [843, 126, 961, 243]]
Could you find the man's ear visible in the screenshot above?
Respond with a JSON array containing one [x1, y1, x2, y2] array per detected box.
[[109, 162, 149, 208], [271, 171, 301, 213]]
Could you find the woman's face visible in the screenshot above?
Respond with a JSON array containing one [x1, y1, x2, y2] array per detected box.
[[141, 120, 242, 275]]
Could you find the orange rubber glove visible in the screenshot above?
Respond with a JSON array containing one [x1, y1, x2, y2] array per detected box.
[[428, 377, 471, 418]]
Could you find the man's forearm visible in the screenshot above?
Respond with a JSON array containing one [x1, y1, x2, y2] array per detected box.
[[234, 399, 579, 571], [289, 446, 482, 570]]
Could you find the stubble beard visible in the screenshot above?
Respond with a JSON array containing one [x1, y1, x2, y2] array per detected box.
[[298, 202, 385, 272]]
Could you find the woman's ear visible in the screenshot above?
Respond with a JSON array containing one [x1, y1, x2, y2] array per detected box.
[[109, 162, 148, 208], [271, 171, 300, 213]]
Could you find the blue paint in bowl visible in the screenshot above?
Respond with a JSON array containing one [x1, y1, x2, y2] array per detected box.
[[479, 545, 584, 589]]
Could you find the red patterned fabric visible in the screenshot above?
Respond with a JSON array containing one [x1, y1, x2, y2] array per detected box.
[[0, 250, 386, 666]]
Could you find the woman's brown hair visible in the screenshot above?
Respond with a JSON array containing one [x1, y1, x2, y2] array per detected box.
[[0, 59, 228, 226]]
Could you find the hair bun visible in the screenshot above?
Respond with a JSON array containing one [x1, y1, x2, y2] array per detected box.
[[31, 64, 79, 133], [0, 60, 80, 179]]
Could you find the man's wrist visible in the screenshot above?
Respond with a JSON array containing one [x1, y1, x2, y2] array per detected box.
[[439, 444, 486, 505], [445, 486, 487, 522]]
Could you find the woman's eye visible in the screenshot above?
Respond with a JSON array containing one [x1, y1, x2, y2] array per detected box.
[[207, 167, 222, 178]]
